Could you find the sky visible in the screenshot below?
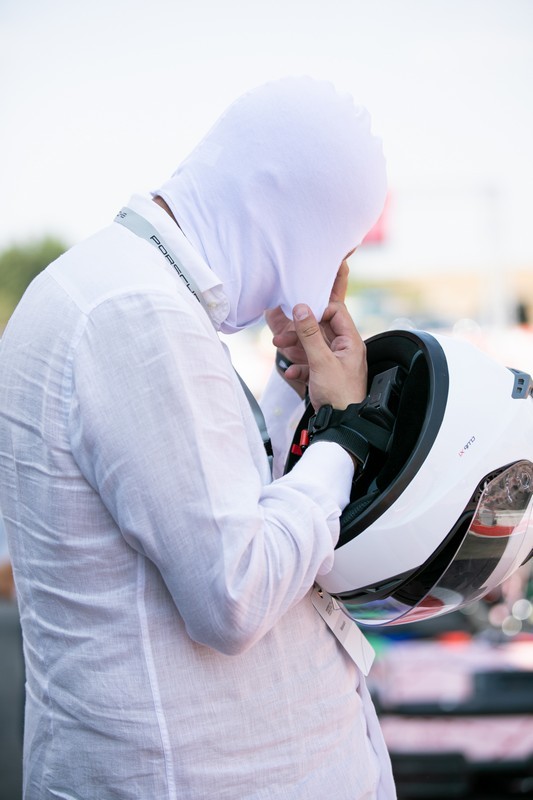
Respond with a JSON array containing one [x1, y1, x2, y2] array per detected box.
[[1, 0, 533, 278]]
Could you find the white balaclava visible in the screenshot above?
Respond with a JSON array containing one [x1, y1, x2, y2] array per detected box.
[[155, 76, 387, 333]]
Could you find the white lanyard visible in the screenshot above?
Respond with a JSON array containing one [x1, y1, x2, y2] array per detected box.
[[115, 207, 210, 313], [311, 585, 375, 675], [114, 206, 273, 470]]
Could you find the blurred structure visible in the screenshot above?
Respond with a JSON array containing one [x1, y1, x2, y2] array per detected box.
[[366, 562, 533, 798]]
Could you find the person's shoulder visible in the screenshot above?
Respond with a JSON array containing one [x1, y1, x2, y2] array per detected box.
[[49, 224, 201, 319]]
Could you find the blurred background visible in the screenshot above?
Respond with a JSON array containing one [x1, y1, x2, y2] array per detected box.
[[1, 0, 533, 797]]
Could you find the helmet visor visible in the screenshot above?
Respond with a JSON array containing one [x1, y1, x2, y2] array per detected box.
[[342, 461, 533, 627]]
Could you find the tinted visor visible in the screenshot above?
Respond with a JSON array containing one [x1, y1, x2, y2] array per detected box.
[[341, 461, 533, 627]]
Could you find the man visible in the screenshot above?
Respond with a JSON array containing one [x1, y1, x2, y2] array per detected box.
[[0, 77, 394, 798]]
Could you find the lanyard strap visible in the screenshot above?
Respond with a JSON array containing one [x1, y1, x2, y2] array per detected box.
[[114, 206, 273, 472], [236, 373, 273, 464], [115, 207, 210, 314]]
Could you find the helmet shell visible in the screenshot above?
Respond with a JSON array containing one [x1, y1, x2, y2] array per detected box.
[[291, 330, 533, 625]]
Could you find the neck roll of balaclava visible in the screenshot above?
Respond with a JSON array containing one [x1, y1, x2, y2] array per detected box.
[[155, 76, 387, 333]]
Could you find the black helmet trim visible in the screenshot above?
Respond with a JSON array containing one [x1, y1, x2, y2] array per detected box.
[[336, 330, 449, 547]]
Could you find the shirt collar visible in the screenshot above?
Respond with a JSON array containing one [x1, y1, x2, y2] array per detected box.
[[126, 193, 230, 330]]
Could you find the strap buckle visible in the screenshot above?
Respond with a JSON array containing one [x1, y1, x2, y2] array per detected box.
[[308, 404, 333, 435]]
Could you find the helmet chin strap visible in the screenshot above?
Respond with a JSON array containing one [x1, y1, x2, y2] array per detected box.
[[284, 370, 399, 476]]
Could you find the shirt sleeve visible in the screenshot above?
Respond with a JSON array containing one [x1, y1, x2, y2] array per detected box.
[[68, 291, 354, 655]]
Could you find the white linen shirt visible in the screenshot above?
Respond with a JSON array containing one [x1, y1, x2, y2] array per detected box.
[[0, 194, 395, 799]]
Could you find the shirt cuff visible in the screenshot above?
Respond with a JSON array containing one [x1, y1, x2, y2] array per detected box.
[[289, 440, 354, 512]]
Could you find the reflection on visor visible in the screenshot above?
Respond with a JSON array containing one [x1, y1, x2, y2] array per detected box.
[[342, 461, 533, 627]]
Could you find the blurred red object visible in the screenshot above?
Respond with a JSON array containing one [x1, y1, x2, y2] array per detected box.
[[361, 192, 390, 245]]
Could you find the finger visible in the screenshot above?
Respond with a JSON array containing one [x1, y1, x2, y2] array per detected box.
[[272, 330, 299, 349], [284, 363, 309, 383], [264, 306, 290, 335], [320, 300, 365, 354], [329, 260, 349, 304], [292, 304, 331, 367], [321, 300, 360, 340]]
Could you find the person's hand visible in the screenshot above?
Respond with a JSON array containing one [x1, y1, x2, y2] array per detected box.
[[291, 300, 367, 411], [265, 260, 351, 398], [264, 306, 309, 398]]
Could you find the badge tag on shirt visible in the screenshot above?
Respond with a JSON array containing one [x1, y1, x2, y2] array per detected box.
[[311, 584, 375, 676]]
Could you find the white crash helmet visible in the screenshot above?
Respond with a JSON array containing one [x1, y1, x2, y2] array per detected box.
[[286, 329, 533, 627]]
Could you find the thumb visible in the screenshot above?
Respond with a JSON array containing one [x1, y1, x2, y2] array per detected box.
[[292, 304, 329, 367]]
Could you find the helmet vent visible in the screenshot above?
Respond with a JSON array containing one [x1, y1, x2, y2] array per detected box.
[[510, 369, 533, 399]]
